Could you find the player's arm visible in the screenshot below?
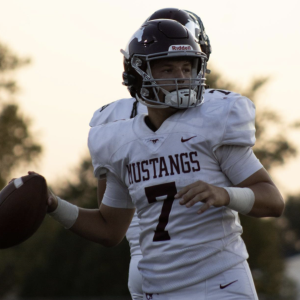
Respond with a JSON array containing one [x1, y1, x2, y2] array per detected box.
[[47, 175, 134, 247], [176, 146, 284, 218], [97, 179, 107, 207], [234, 168, 284, 217], [71, 177, 133, 246], [70, 204, 134, 247], [176, 168, 284, 217]]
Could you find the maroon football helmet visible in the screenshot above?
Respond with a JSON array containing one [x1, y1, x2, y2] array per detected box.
[[121, 19, 207, 109]]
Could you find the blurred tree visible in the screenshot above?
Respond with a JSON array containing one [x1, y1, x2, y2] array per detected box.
[[0, 41, 42, 298], [280, 195, 300, 257], [0, 42, 42, 189]]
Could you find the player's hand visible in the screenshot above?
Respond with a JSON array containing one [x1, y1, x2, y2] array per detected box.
[[47, 187, 58, 213], [28, 171, 58, 213], [175, 180, 230, 214]]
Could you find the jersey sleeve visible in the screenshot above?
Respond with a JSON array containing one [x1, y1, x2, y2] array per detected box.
[[220, 95, 256, 148], [88, 119, 134, 179], [215, 145, 263, 185], [102, 170, 134, 208], [88, 124, 115, 178]]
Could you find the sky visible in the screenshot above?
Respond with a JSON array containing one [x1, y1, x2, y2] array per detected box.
[[0, 0, 300, 195]]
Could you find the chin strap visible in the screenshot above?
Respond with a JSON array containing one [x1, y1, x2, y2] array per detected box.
[[136, 94, 169, 109]]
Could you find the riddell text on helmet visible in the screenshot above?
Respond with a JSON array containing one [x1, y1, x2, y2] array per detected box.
[[169, 45, 193, 51]]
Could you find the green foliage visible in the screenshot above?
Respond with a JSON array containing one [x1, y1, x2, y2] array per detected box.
[[0, 41, 42, 297], [55, 157, 98, 208], [0, 43, 30, 95], [284, 196, 300, 238], [0, 104, 42, 188], [0, 41, 41, 189], [19, 219, 131, 298], [240, 215, 285, 299], [280, 195, 300, 257], [271, 194, 300, 300], [0, 43, 30, 72]]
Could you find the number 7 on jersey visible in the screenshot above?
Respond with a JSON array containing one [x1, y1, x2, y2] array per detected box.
[[145, 182, 177, 242]]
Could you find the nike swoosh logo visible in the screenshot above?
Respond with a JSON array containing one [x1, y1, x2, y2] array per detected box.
[[181, 136, 197, 143], [220, 280, 238, 289]]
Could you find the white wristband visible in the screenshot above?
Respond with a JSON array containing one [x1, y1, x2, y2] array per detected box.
[[223, 187, 255, 215], [49, 197, 79, 229]]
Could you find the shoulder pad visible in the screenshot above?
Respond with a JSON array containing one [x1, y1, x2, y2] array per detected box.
[[88, 119, 135, 178], [204, 91, 256, 150], [199, 91, 256, 150], [89, 98, 136, 127], [204, 89, 235, 102], [222, 95, 256, 147]]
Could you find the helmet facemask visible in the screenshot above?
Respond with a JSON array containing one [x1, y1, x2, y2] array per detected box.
[[131, 51, 207, 109]]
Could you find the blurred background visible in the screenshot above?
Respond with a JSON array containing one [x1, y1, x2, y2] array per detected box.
[[0, 0, 300, 299]]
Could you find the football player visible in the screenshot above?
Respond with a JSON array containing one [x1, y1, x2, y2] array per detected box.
[[89, 8, 211, 300], [47, 16, 284, 300]]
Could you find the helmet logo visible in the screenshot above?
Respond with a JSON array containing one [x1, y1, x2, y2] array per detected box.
[[169, 45, 193, 51]]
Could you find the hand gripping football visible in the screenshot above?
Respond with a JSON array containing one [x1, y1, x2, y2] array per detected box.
[[0, 173, 48, 249]]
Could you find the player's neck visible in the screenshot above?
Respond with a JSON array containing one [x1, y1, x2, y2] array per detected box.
[[146, 107, 178, 131]]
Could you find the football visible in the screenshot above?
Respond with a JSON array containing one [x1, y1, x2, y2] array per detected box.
[[0, 173, 48, 249]]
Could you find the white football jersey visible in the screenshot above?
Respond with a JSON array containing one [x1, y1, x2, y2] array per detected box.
[[89, 97, 147, 256], [88, 89, 263, 293]]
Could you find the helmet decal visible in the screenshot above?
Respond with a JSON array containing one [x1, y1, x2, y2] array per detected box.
[[168, 45, 193, 51], [125, 27, 145, 53]]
